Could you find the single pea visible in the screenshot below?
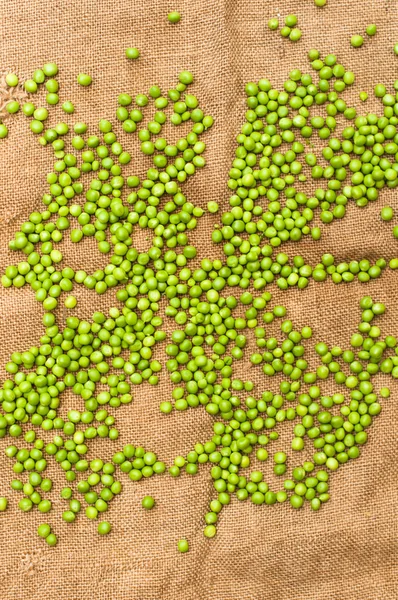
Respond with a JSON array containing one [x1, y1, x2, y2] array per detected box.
[[366, 24, 376, 36], [62, 101, 75, 114], [160, 401, 173, 414], [141, 495, 155, 510], [274, 452, 287, 464], [168, 11, 181, 23], [351, 35, 364, 48], [380, 206, 394, 221], [24, 79, 37, 93], [285, 14, 297, 27], [63, 510, 76, 523], [174, 537, 189, 554], [0, 124, 8, 139], [207, 201, 219, 214], [46, 93, 59, 105], [98, 521, 112, 535], [289, 28, 302, 42], [359, 91, 368, 102], [179, 71, 193, 85], [65, 296, 77, 309], [374, 84, 386, 97], [77, 73, 92, 87], [393, 226, 398, 239], [126, 47, 140, 59], [290, 494, 304, 509], [38, 500, 51, 513], [38, 523, 51, 538], [280, 26, 291, 38], [32, 69, 45, 83], [6, 101, 19, 114], [46, 533, 57, 546], [204, 525, 217, 538], [268, 18, 279, 30], [390, 258, 398, 269], [5, 73, 19, 87], [314, 0, 326, 5], [43, 63, 58, 76], [394, 44, 398, 56], [0, 497, 7, 511]]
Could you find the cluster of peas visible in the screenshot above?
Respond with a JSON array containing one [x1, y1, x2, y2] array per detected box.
[[0, 61, 214, 546], [0, 305, 168, 542], [212, 49, 398, 277], [350, 24, 377, 49], [1, 65, 212, 309], [167, 296, 390, 539], [267, 14, 302, 43], [0, 49, 396, 551], [4, 428, 163, 544]]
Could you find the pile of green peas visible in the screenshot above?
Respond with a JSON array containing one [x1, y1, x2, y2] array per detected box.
[[213, 49, 398, 264], [0, 51, 397, 551], [4, 425, 164, 543], [164, 295, 390, 539], [1, 63, 213, 314], [268, 14, 302, 43]]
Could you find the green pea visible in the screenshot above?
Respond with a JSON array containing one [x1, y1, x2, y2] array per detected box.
[[366, 24, 376, 36], [126, 47, 140, 59], [65, 296, 77, 309], [289, 28, 302, 42], [98, 521, 112, 535], [141, 495, 155, 509], [38, 523, 51, 538], [77, 73, 92, 87], [351, 35, 364, 48], [5, 73, 19, 87], [168, 11, 181, 23], [203, 525, 217, 538], [268, 18, 279, 30], [46, 533, 57, 546], [177, 538, 189, 552]]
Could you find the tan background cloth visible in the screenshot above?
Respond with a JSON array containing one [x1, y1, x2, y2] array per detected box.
[[0, 0, 397, 598]]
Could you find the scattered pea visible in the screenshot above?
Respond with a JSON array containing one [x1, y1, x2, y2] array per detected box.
[[46, 533, 58, 546], [64, 295, 77, 309], [5, 74, 18, 87], [177, 539, 189, 553], [38, 523, 51, 538], [351, 35, 364, 48], [77, 73, 92, 87], [126, 47, 140, 59], [380, 207, 394, 221], [168, 11, 181, 23], [141, 495, 155, 510], [285, 15, 298, 27], [268, 18, 279, 30], [0, 47, 396, 553], [207, 201, 219, 214], [98, 521, 112, 535], [289, 28, 302, 42]]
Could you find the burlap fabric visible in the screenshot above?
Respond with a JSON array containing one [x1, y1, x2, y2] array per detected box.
[[0, 0, 397, 598]]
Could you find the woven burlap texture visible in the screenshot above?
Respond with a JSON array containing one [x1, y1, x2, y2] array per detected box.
[[0, 0, 397, 598]]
